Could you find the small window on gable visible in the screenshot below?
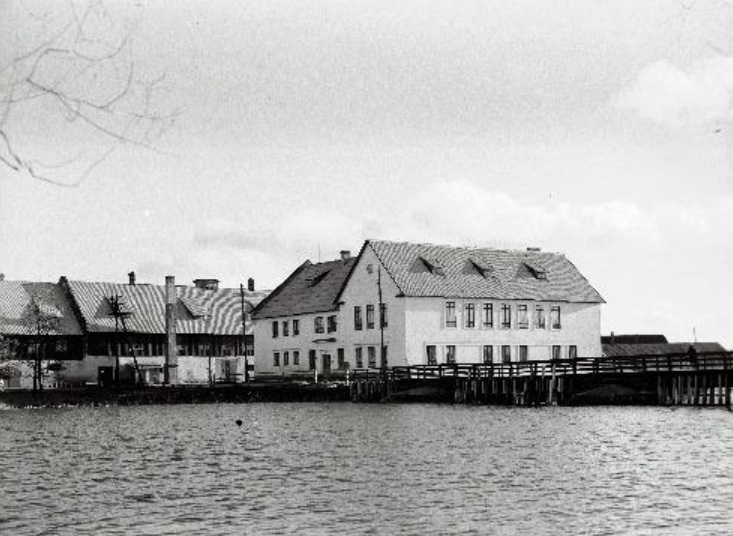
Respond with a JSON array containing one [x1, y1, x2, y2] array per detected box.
[[420, 256, 445, 276], [524, 261, 547, 280]]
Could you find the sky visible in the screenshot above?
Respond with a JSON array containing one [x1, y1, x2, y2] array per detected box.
[[1, 0, 732, 347]]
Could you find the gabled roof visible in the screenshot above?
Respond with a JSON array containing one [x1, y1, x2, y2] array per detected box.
[[0, 281, 82, 336], [603, 342, 727, 357], [251, 258, 357, 320], [64, 279, 268, 335], [366, 240, 604, 302]]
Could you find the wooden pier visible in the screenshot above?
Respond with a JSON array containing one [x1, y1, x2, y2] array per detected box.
[[349, 351, 733, 408]]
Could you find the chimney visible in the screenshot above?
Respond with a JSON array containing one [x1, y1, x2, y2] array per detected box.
[[0, 273, 4, 282], [128, 271, 136, 286], [247, 277, 255, 292], [527, 247, 541, 252], [193, 278, 219, 291], [340, 250, 351, 262], [611, 331, 615, 346], [164, 276, 177, 385]]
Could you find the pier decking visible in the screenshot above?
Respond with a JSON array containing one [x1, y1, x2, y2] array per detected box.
[[349, 351, 733, 407]]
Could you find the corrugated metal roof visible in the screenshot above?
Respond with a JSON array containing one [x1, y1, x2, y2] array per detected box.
[[0, 281, 82, 336], [251, 258, 357, 320], [602, 342, 726, 357], [65, 280, 267, 335], [368, 240, 605, 302]]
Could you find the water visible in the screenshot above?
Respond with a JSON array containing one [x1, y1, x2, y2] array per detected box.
[[1, 403, 732, 535]]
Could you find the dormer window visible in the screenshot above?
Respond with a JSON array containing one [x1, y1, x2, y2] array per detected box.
[[524, 261, 547, 280], [420, 256, 445, 276], [306, 269, 331, 287], [470, 259, 492, 278]]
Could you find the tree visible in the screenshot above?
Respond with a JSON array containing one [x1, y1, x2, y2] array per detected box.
[[0, 1, 176, 187]]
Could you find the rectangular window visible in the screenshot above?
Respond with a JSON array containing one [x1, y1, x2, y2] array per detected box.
[[309, 349, 316, 370], [501, 345, 511, 363], [465, 303, 476, 328], [354, 306, 363, 330], [551, 307, 561, 329], [519, 345, 528, 362], [380, 304, 388, 328], [293, 350, 300, 366], [55, 340, 68, 353], [292, 319, 300, 336], [283, 351, 290, 366], [366, 305, 375, 329], [482, 303, 493, 328], [517, 305, 529, 329], [368, 346, 376, 368], [501, 304, 512, 329], [381, 346, 388, 368], [569, 345, 577, 360], [552, 345, 561, 360], [356, 347, 363, 368], [427, 345, 437, 365], [272, 321, 279, 338], [446, 345, 456, 364], [445, 301, 457, 328], [283, 320, 289, 337], [314, 316, 324, 334], [337, 348, 345, 369], [327, 315, 338, 333], [483, 345, 493, 364], [535, 305, 546, 329], [273, 352, 280, 367]]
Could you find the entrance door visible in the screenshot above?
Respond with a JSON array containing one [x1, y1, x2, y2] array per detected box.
[[322, 354, 332, 376], [98, 366, 113, 387]]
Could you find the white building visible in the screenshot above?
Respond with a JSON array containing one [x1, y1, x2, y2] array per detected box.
[[251, 240, 604, 377]]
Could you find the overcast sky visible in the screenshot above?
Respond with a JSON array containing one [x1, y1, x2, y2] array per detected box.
[[2, 0, 733, 347]]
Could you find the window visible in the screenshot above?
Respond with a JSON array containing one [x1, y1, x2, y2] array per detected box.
[[446, 345, 456, 364], [482, 303, 493, 328], [445, 301, 457, 328], [501, 304, 512, 329], [427, 345, 437, 365], [55, 340, 68, 353], [293, 350, 300, 366], [569, 345, 577, 360], [314, 316, 324, 334], [337, 348, 345, 369], [283, 321, 289, 337], [501, 345, 511, 363], [483, 345, 493, 364], [380, 304, 388, 328], [356, 347, 363, 368], [551, 307, 561, 329], [465, 303, 476, 328], [283, 351, 290, 366], [354, 306, 363, 330], [535, 305, 546, 329], [517, 305, 529, 329], [366, 305, 375, 329], [327, 315, 337, 333], [381, 346, 388, 368], [273, 352, 280, 367], [368, 346, 376, 368], [293, 319, 300, 336], [519, 345, 528, 362], [272, 321, 278, 338], [552, 345, 561, 360], [309, 350, 316, 370]]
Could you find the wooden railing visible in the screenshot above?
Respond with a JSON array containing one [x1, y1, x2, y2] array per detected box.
[[349, 351, 733, 381]]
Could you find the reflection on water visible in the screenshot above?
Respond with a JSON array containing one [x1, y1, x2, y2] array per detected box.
[[1, 403, 733, 535]]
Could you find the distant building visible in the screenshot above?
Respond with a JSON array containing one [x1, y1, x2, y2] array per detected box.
[[0, 280, 87, 389], [251, 240, 604, 377], [602, 333, 726, 357]]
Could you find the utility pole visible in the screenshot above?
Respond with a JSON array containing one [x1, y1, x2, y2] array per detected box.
[[377, 267, 385, 369], [240, 283, 249, 383]]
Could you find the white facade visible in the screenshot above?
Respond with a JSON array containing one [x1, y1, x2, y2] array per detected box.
[[254, 244, 602, 375]]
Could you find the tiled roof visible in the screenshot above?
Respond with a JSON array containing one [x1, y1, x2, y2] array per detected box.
[[601, 334, 668, 345], [251, 258, 357, 320], [64, 280, 268, 335], [603, 342, 726, 357], [368, 240, 604, 302], [0, 281, 82, 336]]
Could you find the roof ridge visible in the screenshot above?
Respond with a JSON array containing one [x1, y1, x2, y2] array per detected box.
[[368, 238, 565, 256]]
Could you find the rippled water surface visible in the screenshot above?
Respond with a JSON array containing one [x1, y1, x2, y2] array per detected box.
[[1, 403, 733, 535]]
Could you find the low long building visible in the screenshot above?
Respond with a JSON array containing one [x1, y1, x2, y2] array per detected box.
[[251, 239, 605, 377]]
